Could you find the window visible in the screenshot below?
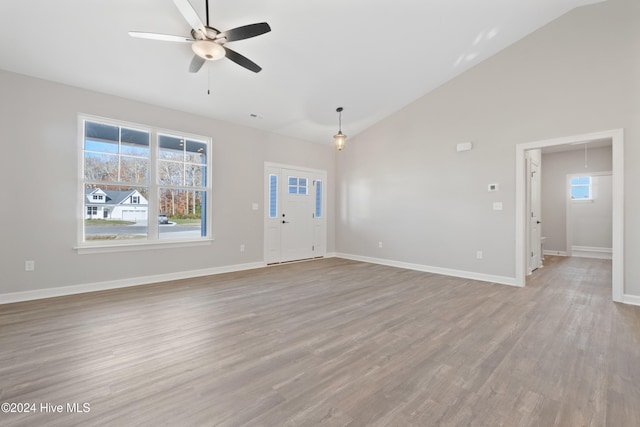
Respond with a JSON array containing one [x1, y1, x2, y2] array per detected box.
[[268, 174, 278, 218], [81, 116, 211, 246], [315, 180, 323, 218], [570, 176, 592, 200], [288, 176, 308, 195]]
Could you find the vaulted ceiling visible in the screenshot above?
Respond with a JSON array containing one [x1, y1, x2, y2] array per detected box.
[[0, 0, 603, 144]]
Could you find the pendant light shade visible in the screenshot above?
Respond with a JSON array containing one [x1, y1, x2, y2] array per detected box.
[[333, 107, 347, 151]]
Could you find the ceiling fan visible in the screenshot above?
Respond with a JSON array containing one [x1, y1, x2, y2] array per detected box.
[[129, 0, 271, 73]]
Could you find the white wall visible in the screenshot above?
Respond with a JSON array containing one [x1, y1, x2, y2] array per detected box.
[[571, 174, 612, 250], [541, 147, 612, 253], [336, 0, 640, 296], [0, 70, 336, 297]]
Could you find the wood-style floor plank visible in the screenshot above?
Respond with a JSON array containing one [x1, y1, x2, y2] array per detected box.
[[1, 256, 639, 426]]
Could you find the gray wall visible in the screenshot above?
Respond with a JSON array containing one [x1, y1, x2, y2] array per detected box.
[[336, 0, 640, 295], [0, 71, 336, 295], [541, 147, 612, 253]]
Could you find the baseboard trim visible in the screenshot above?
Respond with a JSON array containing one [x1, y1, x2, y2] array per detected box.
[[571, 246, 613, 260], [543, 250, 567, 257], [0, 261, 266, 305], [622, 294, 640, 307], [3, 256, 637, 306], [335, 253, 520, 287]]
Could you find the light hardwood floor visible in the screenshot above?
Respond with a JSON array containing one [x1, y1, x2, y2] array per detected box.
[[1, 256, 639, 426]]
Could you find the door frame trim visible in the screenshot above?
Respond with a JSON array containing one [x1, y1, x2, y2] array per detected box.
[[515, 129, 624, 301], [525, 150, 542, 275]]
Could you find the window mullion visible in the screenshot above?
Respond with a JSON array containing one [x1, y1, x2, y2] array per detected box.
[[148, 129, 159, 239], [118, 126, 122, 182]]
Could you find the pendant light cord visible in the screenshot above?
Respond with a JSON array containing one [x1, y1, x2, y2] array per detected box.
[[584, 143, 588, 168]]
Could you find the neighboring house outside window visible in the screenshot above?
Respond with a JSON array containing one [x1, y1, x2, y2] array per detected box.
[[81, 116, 211, 246]]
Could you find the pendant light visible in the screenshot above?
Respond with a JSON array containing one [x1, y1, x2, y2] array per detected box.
[[333, 107, 347, 151]]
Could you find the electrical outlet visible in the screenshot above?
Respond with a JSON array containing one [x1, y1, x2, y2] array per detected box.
[[378, 241, 383, 248], [476, 251, 483, 259], [240, 244, 245, 253], [25, 260, 35, 271]]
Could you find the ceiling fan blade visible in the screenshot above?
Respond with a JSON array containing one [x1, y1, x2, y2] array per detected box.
[[173, 0, 207, 37], [224, 47, 262, 73], [129, 32, 194, 43], [189, 55, 206, 73], [217, 22, 271, 42]]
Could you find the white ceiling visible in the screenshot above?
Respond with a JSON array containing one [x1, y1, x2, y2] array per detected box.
[[0, 0, 603, 144]]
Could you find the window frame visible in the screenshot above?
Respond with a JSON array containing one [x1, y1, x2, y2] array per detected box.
[[287, 176, 308, 195], [77, 114, 213, 253], [570, 175, 593, 201]]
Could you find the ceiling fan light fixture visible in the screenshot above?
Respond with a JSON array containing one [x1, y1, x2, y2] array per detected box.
[[192, 40, 225, 60], [333, 107, 347, 151]]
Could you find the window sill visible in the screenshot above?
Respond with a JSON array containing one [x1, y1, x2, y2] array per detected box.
[[571, 199, 594, 203], [75, 238, 213, 254]]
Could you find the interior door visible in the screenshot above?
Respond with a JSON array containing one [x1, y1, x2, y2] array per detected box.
[[527, 150, 542, 273]]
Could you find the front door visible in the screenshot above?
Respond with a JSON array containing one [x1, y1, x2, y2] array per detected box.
[[280, 169, 314, 262], [265, 164, 326, 264]]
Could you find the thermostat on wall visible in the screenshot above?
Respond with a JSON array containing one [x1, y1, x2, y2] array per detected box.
[[488, 183, 499, 192]]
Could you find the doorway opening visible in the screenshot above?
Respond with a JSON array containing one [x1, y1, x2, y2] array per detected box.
[[515, 129, 623, 302]]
